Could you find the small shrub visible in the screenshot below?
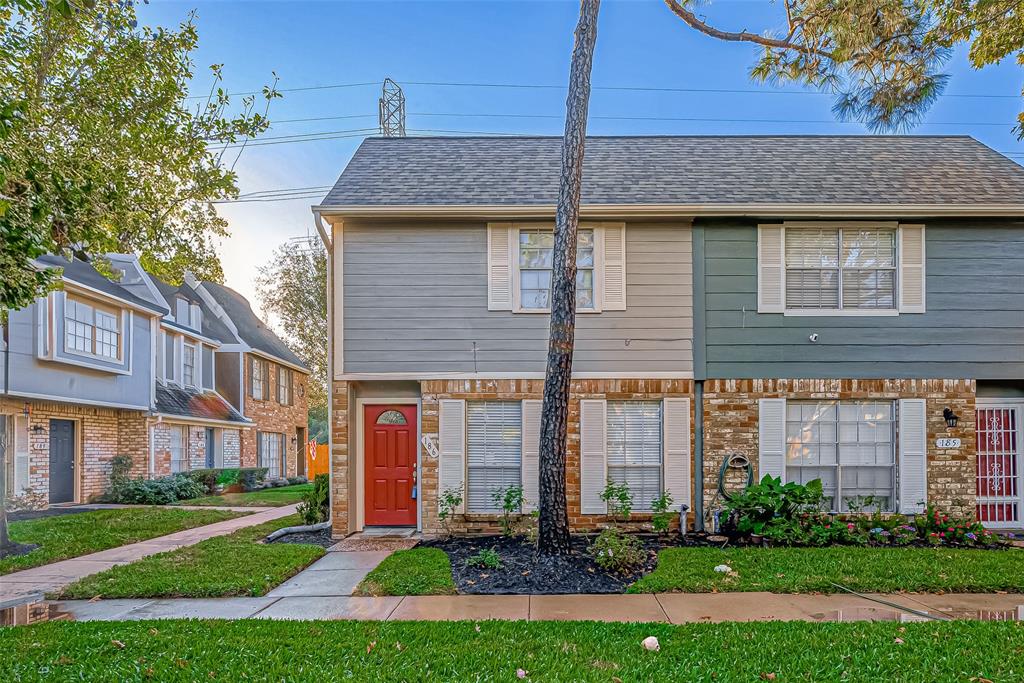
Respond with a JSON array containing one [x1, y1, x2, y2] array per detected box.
[[466, 548, 501, 570], [188, 468, 221, 494], [297, 474, 330, 525], [109, 474, 205, 505], [650, 491, 674, 535], [5, 487, 47, 512], [599, 481, 633, 525], [589, 528, 646, 574], [287, 476, 309, 485], [237, 467, 268, 491], [491, 485, 525, 537], [217, 469, 240, 487], [438, 485, 463, 538], [724, 475, 825, 535], [109, 454, 134, 489]]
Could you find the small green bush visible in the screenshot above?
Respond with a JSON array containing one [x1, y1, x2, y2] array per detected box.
[[188, 468, 221, 494], [589, 528, 646, 574], [599, 481, 633, 524], [466, 548, 502, 570], [438, 485, 463, 537], [238, 467, 269, 491], [491, 485, 525, 537], [109, 474, 206, 505], [650, 491, 675, 535], [297, 474, 330, 525], [216, 469, 240, 486]]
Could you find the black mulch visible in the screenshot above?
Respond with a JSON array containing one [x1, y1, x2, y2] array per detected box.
[[422, 534, 677, 594], [270, 528, 335, 549], [0, 542, 39, 560], [7, 507, 94, 522]]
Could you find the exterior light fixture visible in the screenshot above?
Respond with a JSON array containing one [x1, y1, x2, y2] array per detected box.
[[943, 408, 960, 429]]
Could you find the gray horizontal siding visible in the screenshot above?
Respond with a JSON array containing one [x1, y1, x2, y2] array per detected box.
[[343, 220, 693, 374], [700, 218, 1024, 379]]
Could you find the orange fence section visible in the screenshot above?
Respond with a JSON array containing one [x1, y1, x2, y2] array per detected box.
[[305, 441, 330, 479]]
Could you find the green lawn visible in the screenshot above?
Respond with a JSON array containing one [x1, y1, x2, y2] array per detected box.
[[355, 547, 456, 596], [2, 620, 1022, 682], [57, 515, 324, 599], [629, 546, 1024, 594], [0, 508, 245, 576], [174, 482, 313, 507]]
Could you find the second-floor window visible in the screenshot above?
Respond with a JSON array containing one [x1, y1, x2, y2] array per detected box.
[[251, 357, 268, 400], [65, 296, 121, 361], [785, 227, 896, 311], [277, 367, 292, 405], [517, 228, 595, 311], [183, 344, 197, 387]]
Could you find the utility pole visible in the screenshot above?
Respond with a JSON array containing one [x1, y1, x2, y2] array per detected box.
[[378, 78, 406, 137]]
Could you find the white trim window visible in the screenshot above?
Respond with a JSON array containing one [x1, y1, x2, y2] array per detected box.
[[517, 228, 595, 311], [251, 357, 268, 400], [183, 343, 197, 387], [785, 227, 897, 311], [258, 431, 285, 479], [607, 401, 663, 512], [277, 366, 293, 405], [169, 425, 188, 473], [64, 296, 122, 360], [785, 401, 897, 512], [466, 401, 522, 513]]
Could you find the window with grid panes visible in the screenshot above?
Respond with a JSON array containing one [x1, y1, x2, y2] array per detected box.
[[64, 297, 121, 360], [517, 228, 594, 310], [785, 227, 896, 310]]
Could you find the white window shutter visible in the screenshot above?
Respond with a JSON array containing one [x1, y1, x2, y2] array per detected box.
[[487, 223, 513, 311], [579, 399, 608, 514], [600, 224, 627, 311], [757, 225, 785, 313], [662, 398, 691, 509], [898, 224, 926, 313], [898, 399, 928, 514], [438, 399, 467, 513], [13, 415, 30, 495], [758, 398, 786, 480], [521, 399, 542, 513]]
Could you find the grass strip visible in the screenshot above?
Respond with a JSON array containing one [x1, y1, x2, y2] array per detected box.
[[354, 547, 456, 596], [175, 483, 313, 507]]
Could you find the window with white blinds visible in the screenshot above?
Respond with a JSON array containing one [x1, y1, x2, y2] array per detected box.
[[607, 401, 663, 512], [785, 401, 896, 512], [169, 425, 188, 473], [258, 431, 285, 479], [466, 401, 522, 513], [785, 227, 896, 310]]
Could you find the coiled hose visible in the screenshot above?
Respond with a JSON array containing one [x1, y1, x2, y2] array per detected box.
[[702, 453, 754, 532]]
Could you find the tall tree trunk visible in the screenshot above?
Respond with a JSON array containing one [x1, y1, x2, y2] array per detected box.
[[0, 423, 10, 551], [537, 0, 601, 556]]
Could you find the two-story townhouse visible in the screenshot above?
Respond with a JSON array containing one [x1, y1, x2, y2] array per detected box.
[[190, 280, 311, 480], [1, 254, 164, 505], [314, 135, 1024, 539]]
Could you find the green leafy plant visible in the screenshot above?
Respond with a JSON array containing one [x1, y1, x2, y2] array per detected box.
[[649, 491, 674, 535], [296, 474, 330, 525], [724, 475, 825, 536], [188, 468, 223, 495], [108, 454, 135, 489], [216, 469, 240, 487], [599, 481, 633, 525], [237, 467, 269, 492], [438, 485, 463, 538], [589, 527, 646, 574], [466, 548, 502, 570], [108, 475, 206, 505], [491, 485, 525, 537]]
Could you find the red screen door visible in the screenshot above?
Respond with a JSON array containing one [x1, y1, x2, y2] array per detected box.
[[976, 406, 1021, 526], [364, 404, 417, 526]]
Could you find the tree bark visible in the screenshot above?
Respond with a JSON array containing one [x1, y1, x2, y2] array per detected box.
[[537, 0, 601, 556], [1, 421, 10, 551]]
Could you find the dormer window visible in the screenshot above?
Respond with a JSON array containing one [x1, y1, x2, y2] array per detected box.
[[190, 303, 202, 330], [175, 297, 189, 324], [64, 296, 122, 361]]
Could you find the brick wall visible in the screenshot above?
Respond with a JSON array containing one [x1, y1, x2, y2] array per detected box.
[[330, 380, 351, 537], [222, 429, 241, 467], [240, 352, 309, 478], [701, 379, 976, 520]]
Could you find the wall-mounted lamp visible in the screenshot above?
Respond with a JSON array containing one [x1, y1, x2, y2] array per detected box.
[[30, 425, 45, 435], [22, 402, 31, 417], [290, 436, 298, 446], [943, 408, 960, 429]]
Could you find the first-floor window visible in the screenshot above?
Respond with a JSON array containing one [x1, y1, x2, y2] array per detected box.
[[169, 425, 188, 473], [466, 401, 522, 513], [786, 401, 896, 512], [3, 415, 30, 496], [607, 401, 663, 512], [258, 431, 285, 479]]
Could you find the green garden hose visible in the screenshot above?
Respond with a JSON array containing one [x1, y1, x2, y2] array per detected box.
[[702, 453, 755, 531]]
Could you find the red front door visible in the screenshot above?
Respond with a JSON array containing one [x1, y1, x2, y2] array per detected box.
[[364, 404, 417, 526]]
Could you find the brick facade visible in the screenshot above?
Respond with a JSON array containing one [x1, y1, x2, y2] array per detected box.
[[702, 379, 976, 519], [330, 380, 351, 538], [150, 422, 244, 476], [240, 352, 309, 478]]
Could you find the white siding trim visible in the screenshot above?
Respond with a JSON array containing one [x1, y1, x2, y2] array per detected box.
[[521, 399, 542, 513], [333, 220, 345, 376], [13, 415, 30, 495], [580, 399, 608, 514], [898, 224, 926, 313], [758, 398, 787, 480], [898, 398, 928, 514], [757, 224, 785, 313], [487, 222, 514, 311], [662, 398, 691, 509], [438, 398, 467, 514]]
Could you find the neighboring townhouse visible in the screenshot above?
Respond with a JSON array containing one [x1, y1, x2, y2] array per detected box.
[[2, 255, 311, 508], [1, 254, 164, 504], [193, 280, 311, 480], [314, 135, 1024, 538]]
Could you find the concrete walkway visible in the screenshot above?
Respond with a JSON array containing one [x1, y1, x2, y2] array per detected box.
[[0, 504, 299, 603], [54, 591, 1024, 623]]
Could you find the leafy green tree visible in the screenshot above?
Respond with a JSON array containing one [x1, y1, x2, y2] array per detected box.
[[0, 0, 280, 311], [255, 240, 328, 440], [664, 0, 1023, 135]]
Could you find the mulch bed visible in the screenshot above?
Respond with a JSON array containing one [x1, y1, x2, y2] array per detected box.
[[0, 542, 40, 560], [7, 507, 94, 522], [422, 534, 676, 594], [269, 528, 336, 549]]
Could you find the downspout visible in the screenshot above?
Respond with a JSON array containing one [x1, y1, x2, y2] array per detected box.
[[691, 224, 707, 532], [314, 210, 334, 531]]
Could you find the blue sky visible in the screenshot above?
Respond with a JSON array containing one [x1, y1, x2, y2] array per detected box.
[[138, 0, 1024, 307]]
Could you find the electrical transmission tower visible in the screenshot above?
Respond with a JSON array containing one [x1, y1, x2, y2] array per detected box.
[[378, 78, 406, 137]]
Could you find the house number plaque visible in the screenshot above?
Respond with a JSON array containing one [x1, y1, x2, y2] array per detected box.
[[935, 438, 961, 448], [421, 435, 440, 458]]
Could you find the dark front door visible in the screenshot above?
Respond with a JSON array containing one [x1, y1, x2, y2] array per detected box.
[[364, 405, 417, 526], [296, 427, 307, 477], [48, 419, 75, 504], [205, 427, 216, 468]]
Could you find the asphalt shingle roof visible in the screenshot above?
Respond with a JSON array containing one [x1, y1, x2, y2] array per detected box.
[[36, 255, 168, 314], [321, 135, 1024, 208], [155, 383, 249, 424]]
